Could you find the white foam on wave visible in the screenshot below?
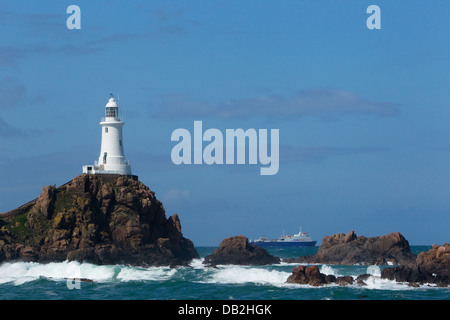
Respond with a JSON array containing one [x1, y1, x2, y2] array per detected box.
[[319, 264, 339, 277], [0, 261, 181, 285], [0, 261, 114, 285], [363, 275, 412, 290], [0, 260, 290, 287], [1, 260, 443, 290], [318, 264, 415, 290], [366, 265, 381, 277], [203, 265, 291, 286], [361, 265, 433, 291], [189, 258, 206, 269], [116, 266, 177, 282]]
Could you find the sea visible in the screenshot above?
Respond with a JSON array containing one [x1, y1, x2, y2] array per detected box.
[[0, 246, 448, 303]]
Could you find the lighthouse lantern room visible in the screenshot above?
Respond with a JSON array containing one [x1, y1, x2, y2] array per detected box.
[[82, 95, 132, 175]]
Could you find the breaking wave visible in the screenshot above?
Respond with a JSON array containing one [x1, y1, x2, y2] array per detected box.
[[0, 261, 115, 285], [0, 260, 176, 285], [0, 258, 445, 292], [201, 266, 292, 286]]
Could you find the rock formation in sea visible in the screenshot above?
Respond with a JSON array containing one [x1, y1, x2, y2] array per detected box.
[[284, 231, 449, 287], [0, 174, 199, 267], [381, 243, 449, 287], [286, 265, 363, 287], [203, 235, 280, 266], [284, 230, 416, 265]]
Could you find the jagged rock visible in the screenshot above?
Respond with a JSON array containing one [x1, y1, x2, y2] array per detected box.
[[285, 265, 354, 286], [203, 235, 280, 266], [381, 243, 449, 287], [0, 174, 199, 267], [286, 265, 326, 286], [286, 231, 416, 265], [356, 274, 371, 286], [335, 275, 354, 286], [416, 243, 450, 280]]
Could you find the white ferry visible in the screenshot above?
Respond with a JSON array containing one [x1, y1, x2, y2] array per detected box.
[[251, 228, 317, 247]]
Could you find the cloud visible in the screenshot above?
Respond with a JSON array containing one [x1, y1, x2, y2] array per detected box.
[[0, 9, 60, 31], [280, 144, 386, 164], [152, 89, 400, 120], [0, 5, 192, 68], [161, 188, 191, 203], [151, 6, 194, 38], [0, 30, 168, 68], [27, 43, 102, 56], [0, 117, 25, 138], [153, 7, 189, 23], [0, 77, 49, 138], [0, 114, 50, 138], [84, 33, 151, 47], [0, 46, 27, 67], [0, 43, 99, 69], [0, 77, 26, 109]]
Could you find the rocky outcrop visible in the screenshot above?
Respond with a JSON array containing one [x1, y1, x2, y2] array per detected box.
[[286, 265, 331, 286], [285, 265, 372, 287], [381, 243, 449, 287], [285, 231, 416, 265], [203, 235, 280, 266], [284, 232, 449, 287], [0, 174, 199, 267]]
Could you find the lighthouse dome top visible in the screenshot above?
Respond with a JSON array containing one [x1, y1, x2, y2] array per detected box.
[[106, 97, 118, 108], [103, 96, 121, 121]]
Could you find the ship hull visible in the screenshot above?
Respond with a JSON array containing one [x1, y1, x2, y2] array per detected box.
[[251, 240, 317, 247]]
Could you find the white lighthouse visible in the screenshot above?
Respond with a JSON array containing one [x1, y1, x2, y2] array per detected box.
[[82, 95, 132, 175]]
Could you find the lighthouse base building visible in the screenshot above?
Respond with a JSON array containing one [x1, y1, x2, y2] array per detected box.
[[82, 96, 132, 175]]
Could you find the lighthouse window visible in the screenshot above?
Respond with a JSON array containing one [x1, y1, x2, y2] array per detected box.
[[119, 140, 122, 146], [106, 107, 117, 118], [105, 127, 108, 133]]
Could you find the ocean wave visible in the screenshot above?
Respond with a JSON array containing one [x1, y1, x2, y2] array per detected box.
[[319, 264, 340, 277], [0, 261, 179, 285], [0, 261, 115, 285], [367, 265, 381, 277], [201, 265, 292, 286], [116, 265, 177, 282], [0, 260, 444, 291]]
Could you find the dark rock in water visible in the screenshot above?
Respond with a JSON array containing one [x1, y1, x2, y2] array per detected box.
[[416, 243, 450, 282], [287, 230, 416, 265], [0, 174, 199, 267], [356, 274, 371, 286], [285, 265, 355, 286], [284, 231, 449, 287], [335, 275, 354, 286], [381, 265, 424, 283], [286, 265, 326, 286], [65, 277, 94, 283], [203, 235, 280, 266], [381, 243, 449, 287]]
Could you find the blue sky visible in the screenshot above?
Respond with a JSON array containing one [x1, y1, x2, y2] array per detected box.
[[0, 0, 449, 246]]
